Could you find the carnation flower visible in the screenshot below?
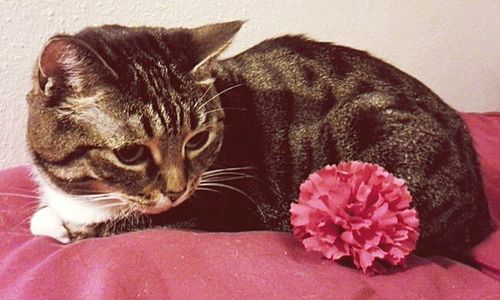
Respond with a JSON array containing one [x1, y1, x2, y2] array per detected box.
[[290, 161, 419, 275]]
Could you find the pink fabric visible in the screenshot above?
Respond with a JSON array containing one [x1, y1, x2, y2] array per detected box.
[[1, 112, 500, 299], [460, 112, 500, 226]]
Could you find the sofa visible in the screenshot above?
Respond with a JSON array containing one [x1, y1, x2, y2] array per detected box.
[[1, 112, 499, 299]]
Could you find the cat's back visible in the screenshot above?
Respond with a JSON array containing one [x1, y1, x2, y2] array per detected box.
[[218, 35, 457, 112], [212, 35, 492, 256], [215, 34, 462, 131], [217, 35, 366, 94]]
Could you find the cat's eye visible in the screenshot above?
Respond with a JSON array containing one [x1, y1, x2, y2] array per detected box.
[[114, 144, 150, 165], [186, 131, 210, 151]]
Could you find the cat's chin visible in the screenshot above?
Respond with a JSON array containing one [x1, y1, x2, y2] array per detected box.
[[137, 192, 192, 214], [136, 197, 173, 215]]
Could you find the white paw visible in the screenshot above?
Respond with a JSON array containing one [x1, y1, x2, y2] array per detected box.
[[30, 206, 71, 244]]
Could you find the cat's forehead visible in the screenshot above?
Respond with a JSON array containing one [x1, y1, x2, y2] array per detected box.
[[60, 90, 193, 147], [73, 27, 187, 89], [125, 60, 185, 97]]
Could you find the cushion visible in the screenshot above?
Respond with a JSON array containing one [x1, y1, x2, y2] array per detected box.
[[1, 112, 499, 298], [460, 112, 500, 226]]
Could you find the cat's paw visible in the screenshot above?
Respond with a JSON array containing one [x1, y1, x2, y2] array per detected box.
[[30, 206, 72, 243]]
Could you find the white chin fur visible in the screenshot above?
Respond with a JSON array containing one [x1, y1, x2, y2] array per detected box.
[[32, 168, 119, 226]]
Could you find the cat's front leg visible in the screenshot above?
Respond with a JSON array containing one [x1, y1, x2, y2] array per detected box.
[[30, 206, 73, 243], [30, 206, 100, 243]]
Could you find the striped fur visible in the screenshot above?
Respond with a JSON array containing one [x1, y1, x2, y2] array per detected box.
[[27, 22, 492, 256]]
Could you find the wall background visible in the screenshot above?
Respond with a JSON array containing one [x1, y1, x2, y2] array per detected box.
[[0, 0, 499, 169]]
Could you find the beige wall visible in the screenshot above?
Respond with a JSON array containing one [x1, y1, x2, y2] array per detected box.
[[0, 0, 499, 169]]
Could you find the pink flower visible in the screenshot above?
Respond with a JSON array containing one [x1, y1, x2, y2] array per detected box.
[[290, 161, 419, 275]]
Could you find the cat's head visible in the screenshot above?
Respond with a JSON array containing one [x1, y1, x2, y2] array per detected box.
[[27, 21, 243, 215]]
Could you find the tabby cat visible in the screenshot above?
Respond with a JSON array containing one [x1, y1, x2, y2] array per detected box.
[[27, 21, 492, 257]]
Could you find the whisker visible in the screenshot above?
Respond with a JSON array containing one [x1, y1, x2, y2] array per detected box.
[[201, 175, 255, 183], [6, 187, 38, 193], [202, 170, 254, 176], [195, 187, 222, 193], [0, 192, 39, 199], [70, 192, 126, 203], [121, 206, 132, 228], [205, 107, 247, 115], [74, 193, 120, 198], [202, 171, 256, 178], [201, 168, 281, 198], [198, 182, 265, 221], [201, 169, 260, 184], [15, 215, 35, 228], [198, 83, 245, 110], [109, 204, 132, 233], [203, 166, 255, 175], [98, 202, 125, 209], [77, 196, 123, 202], [193, 79, 216, 108], [16, 202, 38, 213], [76, 195, 119, 200], [66, 188, 114, 195], [13, 203, 39, 227]]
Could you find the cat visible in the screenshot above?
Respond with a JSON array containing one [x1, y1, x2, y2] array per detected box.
[[27, 21, 492, 256]]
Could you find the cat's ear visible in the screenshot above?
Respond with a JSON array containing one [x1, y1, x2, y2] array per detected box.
[[38, 36, 118, 96], [182, 21, 244, 75]]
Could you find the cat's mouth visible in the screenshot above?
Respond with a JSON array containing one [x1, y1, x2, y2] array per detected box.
[[133, 196, 173, 214], [130, 177, 200, 214]]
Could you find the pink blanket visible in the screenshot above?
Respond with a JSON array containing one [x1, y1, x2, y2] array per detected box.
[[1, 112, 499, 299]]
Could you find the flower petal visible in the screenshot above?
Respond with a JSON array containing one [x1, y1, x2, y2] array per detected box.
[[291, 161, 420, 275]]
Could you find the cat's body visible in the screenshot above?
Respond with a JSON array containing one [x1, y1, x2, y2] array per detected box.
[[27, 22, 492, 257]]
